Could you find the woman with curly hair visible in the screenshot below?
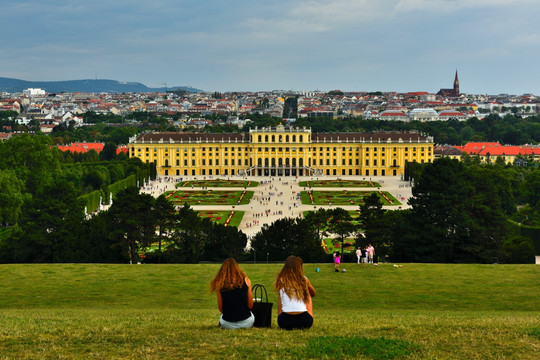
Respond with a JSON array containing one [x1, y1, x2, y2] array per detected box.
[[210, 258, 254, 329], [275, 255, 316, 330]]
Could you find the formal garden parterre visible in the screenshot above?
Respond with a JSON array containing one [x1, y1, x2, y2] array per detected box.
[[197, 210, 244, 227], [165, 189, 254, 205], [301, 190, 400, 206], [176, 179, 258, 188], [299, 179, 381, 188]]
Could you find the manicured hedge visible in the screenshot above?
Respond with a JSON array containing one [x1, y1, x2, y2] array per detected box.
[[79, 189, 104, 214]]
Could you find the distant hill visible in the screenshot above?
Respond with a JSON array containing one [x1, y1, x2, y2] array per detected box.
[[0, 77, 202, 94]]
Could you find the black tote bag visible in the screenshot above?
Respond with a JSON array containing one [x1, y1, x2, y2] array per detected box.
[[251, 284, 273, 328]]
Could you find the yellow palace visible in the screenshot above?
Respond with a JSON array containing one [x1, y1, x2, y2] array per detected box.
[[129, 125, 434, 177]]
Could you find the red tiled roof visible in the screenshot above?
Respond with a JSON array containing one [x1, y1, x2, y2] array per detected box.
[[455, 142, 501, 154], [57, 143, 105, 153], [478, 146, 540, 156]]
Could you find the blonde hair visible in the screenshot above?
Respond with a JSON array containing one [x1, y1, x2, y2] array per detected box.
[[210, 258, 246, 293], [274, 255, 310, 302]]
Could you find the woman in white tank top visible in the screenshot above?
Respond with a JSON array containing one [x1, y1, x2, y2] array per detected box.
[[275, 255, 316, 330]]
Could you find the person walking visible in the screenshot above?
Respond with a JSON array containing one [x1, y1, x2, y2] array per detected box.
[[355, 247, 361, 264]]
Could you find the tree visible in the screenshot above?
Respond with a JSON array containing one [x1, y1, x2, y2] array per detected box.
[[165, 204, 207, 263], [357, 192, 390, 260], [100, 142, 118, 161], [327, 208, 356, 260], [304, 208, 329, 241], [0, 170, 27, 226], [500, 235, 535, 264], [524, 168, 540, 208], [402, 158, 508, 263], [7, 179, 86, 262], [107, 186, 156, 263], [153, 194, 177, 262], [251, 217, 325, 262], [0, 133, 59, 194], [203, 222, 248, 261]]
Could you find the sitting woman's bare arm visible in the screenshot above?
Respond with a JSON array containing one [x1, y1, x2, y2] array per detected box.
[[245, 277, 254, 309], [306, 278, 316, 297]]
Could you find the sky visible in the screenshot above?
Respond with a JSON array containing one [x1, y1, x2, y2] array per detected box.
[[1, 0, 540, 94]]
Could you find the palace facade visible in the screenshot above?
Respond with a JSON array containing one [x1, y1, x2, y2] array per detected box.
[[129, 126, 434, 177]]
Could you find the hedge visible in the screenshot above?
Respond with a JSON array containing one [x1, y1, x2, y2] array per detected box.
[[79, 189, 104, 214]]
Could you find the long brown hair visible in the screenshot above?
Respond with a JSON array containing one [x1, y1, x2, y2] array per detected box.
[[274, 255, 310, 302], [210, 258, 246, 293]]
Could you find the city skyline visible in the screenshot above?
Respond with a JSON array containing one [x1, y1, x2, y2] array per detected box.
[[2, 1, 540, 95]]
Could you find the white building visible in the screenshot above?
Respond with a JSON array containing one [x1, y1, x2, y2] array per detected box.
[[408, 108, 439, 122], [23, 88, 46, 96]]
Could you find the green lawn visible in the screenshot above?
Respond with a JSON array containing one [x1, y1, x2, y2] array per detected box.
[[299, 179, 381, 188], [301, 190, 400, 206], [165, 190, 254, 205], [176, 179, 258, 188], [0, 263, 538, 359]]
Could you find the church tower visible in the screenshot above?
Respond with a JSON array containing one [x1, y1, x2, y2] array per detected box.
[[453, 70, 459, 96]]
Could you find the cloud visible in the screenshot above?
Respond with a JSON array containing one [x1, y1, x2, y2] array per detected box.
[[240, 0, 396, 37], [512, 33, 540, 45], [393, 0, 537, 14]]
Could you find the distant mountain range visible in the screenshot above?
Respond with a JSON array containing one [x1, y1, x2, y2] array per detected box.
[[0, 77, 202, 94]]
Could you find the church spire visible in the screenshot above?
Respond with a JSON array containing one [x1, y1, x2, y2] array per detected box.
[[454, 69, 459, 95]]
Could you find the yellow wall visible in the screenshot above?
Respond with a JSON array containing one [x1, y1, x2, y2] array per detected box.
[[129, 127, 434, 177]]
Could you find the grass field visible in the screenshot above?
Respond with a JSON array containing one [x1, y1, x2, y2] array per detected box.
[[164, 190, 254, 205], [299, 180, 381, 188], [0, 263, 538, 359], [301, 190, 400, 206]]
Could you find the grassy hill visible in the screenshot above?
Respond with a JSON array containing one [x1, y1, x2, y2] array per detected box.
[[0, 263, 538, 359]]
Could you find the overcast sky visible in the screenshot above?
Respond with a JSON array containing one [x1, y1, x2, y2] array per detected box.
[[1, 0, 539, 94]]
